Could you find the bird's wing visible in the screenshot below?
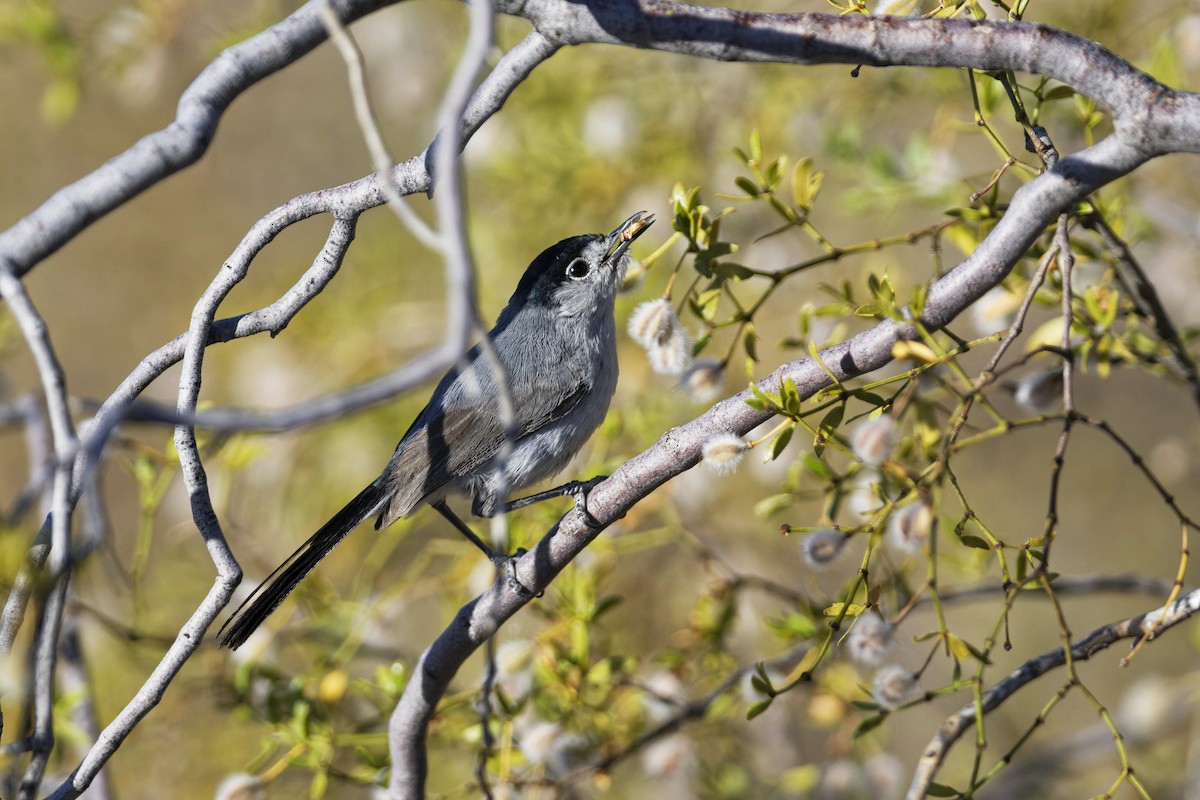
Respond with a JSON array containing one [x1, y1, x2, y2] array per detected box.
[[374, 357, 590, 529]]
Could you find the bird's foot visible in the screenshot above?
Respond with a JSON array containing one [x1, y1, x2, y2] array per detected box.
[[493, 547, 537, 598], [568, 475, 606, 529]]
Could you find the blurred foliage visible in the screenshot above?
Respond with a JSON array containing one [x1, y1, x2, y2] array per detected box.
[[3, 0, 1200, 799]]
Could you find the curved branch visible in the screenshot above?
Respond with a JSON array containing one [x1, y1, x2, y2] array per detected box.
[[0, 24, 561, 654], [388, 129, 1155, 792], [1, 3, 1196, 797], [907, 586, 1200, 800], [502, 0, 1200, 156], [0, 0, 398, 280]]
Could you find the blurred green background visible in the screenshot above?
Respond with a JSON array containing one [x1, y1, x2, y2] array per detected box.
[[3, 0, 1200, 797]]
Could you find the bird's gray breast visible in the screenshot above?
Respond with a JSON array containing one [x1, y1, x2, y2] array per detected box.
[[469, 303, 619, 515]]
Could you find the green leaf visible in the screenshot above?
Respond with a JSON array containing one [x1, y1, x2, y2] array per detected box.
[[748, 381, 782, 413], [768, 194, 801, 224], [310, 769, 329, 799], [770, 423, 795, 461], [792, 157, 814, 210], [694, 288, 722, 321], [770, 156, 788, 187], [1044, 85, 1075, 100], [751, 664, 775, 695], [744, 323, 759, 362], [852, 715, 885, 739], [747, 698, 773, 720], [745, 395, 770, 412], [714, 262, 755, 280], [817, 405, 844, 443], [850, 390, 887, 407], [959, 534, 991, 550], [802, 452, 834, 480], [807, 339, 841, 386], [593, 595, 623, 620], [780, 378, 801, 416], [735, 176, 760, 197], [824, 602, 866, 617], [946, 633, 974, 661], [754, 493, 794, 518], [927, 783, 960, 797]]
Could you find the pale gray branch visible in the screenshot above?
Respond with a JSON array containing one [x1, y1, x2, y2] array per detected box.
[[907, 586, 1200, 800], [0, 2, 1195, 799], [0, 0, 399, 281]]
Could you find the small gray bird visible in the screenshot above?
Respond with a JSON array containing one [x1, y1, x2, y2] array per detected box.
[[217, 211, 654, 649]]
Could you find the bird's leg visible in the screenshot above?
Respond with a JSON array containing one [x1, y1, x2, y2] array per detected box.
[[506, 476, 607, 528], [432, 500, 532, 598]]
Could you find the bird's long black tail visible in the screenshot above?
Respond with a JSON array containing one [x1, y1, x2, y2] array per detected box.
[[217, 480, 391, 650]]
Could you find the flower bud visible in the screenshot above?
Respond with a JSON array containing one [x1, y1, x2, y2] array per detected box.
[[681, 359, 725, 402], [871, 664, 920, 709], [1014, 368, 1064, 414], [648, 325, 694, 375], [628, 298, 675, 347], [643, 733, 695, 779], [845, 612, 895, 666], [850, 415, 896, 467], [519, 721, 561, 766], [970, 285, 1022, 336], [215, 774, 263, 800], [641, 670, 686, 724], [802, 529, 847, 569], [701, 432, 749, 474], [885, 501, 932, 558]]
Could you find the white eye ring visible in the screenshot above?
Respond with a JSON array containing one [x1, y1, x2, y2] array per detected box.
[[566, 259, 591, 280]]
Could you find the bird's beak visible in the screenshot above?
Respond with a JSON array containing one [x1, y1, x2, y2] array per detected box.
[[605, 211, 655, 264]]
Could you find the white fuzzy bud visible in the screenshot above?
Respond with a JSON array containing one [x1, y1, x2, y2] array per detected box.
[[629, 298, 694, 375], [519, 721, 561, 766], [648, 325, 694, 375], [681, 359, 725, 402], [641, 671, 686, 724], [496, 639, 535, 702], [850, 415, 896, 467], [701, 432, 749, 474], [845, 612, 895, 666], [628, 298, 676, 347], [802, 529, 847, 569], [642, 733, 695, 779], [970, 285, 1022, 336], [871, 664, 920, 710], [885, 502, 932, 558], [215, 774, 264, 800], [1014, 368, 1064, 414]]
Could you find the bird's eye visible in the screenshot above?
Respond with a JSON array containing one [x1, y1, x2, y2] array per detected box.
[[566, 259, 591, 280]]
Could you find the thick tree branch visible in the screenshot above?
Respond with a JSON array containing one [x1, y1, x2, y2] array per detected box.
[[497, 0, 1198, 152], [0, 22, 560, 655], [0, 3, 1196, 798], [387, 131, 1156, 793]]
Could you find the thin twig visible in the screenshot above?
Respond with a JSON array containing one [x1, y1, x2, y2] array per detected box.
[[907, 586, 1200, 800]]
